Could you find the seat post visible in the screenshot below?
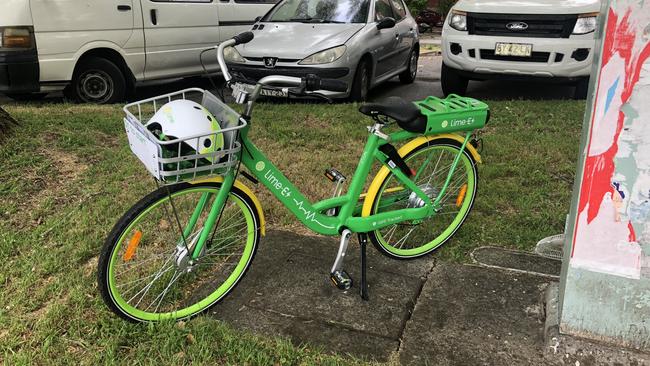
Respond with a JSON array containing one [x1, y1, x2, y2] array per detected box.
[[368, 122, 391, 141]]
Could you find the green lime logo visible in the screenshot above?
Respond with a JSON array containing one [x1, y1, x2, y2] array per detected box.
[[255, 161, 266, 172], [442, 120, 449, 128]]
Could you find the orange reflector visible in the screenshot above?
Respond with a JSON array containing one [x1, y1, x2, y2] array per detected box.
[[123, 230, 143, 262], [456, 184, 468, 207]]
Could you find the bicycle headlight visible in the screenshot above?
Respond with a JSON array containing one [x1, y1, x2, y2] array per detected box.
[[573, 13, 599, 35], [299, 45, 346, 65], [224, 46, 246, 64], [449, 10, 467, 32]]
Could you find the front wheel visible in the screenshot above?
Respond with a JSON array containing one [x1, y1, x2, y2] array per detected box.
[[98, 182, 260, 322], [441, 63, 468, 96], [70, 57, 127, 104], [367, 139, 478, 259], [350, 60, 370, 102]]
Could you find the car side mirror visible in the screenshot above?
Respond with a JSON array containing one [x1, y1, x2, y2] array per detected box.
[[377, 17, 396, 30]]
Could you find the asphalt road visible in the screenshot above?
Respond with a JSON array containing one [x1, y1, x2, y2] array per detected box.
[[0, 55, 577, 105]]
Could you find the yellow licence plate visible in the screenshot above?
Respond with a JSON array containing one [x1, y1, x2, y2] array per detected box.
[[494, 43, 533, 57]]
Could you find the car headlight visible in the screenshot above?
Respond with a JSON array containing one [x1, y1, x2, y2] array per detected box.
[[0, 27, 34, 49], [573, 13, 598, 35], [299, 45, 346, 65], [224, 46, 246, 64], [448, 10, 467, 31]]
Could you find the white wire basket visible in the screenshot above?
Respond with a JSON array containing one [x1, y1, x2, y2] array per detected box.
[[123, 88, 246, 184]]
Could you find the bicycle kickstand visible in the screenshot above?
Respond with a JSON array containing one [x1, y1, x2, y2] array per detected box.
[[358, 233, 370, 301], [329, 229, 370, 301]]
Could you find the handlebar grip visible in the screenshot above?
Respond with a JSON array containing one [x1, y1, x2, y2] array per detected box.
[[233, 31, 254, 46], [304, 74, 348, 92]]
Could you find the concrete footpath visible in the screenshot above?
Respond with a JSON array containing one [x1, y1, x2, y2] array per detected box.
[[212, 231, 650, 365]]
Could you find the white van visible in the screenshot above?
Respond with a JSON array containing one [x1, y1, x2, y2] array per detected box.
[[0, 0, 276, 103]]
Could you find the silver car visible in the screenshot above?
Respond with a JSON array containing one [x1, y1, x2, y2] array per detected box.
[[224, 0, 420, 101]]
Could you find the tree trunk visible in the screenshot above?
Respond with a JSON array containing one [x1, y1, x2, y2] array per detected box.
[[0, 106, 18, 140]]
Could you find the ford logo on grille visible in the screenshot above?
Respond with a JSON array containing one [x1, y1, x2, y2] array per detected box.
[[506, 22, 529, 31]]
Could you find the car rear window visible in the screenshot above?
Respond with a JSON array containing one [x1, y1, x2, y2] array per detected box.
[[264, 0, 370, 23]]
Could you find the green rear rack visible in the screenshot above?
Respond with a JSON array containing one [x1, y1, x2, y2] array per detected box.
[[415, 94, 490, 135]]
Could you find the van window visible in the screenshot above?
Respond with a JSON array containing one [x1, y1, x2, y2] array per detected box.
[[151, 0, 212, 3]]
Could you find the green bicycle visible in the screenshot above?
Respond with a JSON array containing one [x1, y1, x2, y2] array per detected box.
[[97, 32, 489, 322]]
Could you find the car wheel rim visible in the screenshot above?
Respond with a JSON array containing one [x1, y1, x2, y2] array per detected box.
[[78, 70, 114, 103], [410, 53, 418, 78]]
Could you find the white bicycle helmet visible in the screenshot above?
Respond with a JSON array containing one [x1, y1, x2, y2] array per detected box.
[[146, 100, 224, 163]]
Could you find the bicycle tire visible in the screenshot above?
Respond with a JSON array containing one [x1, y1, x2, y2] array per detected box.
[[368, 139, 478, 259], [98, 182, 260, 322]]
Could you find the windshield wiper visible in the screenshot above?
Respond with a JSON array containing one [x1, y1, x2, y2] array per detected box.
[[290, 17, 322, 23], [289, 17, 346, 24]]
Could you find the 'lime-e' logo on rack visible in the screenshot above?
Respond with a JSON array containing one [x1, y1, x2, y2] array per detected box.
[[443, 117, 475, 128], [255, 161, 266, 172]]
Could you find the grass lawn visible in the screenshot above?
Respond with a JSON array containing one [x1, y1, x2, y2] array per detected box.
[[0, 98, 584, 364]]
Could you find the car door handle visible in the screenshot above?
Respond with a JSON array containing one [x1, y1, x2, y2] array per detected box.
[[117, 5, 131, 11], [150, 9, 158, 25]]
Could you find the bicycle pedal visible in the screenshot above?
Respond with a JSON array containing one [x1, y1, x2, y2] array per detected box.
[[330, 270, 353, 290], [325, 168, 346, 184]]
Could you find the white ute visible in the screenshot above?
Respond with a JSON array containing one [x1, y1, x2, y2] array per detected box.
[[441, 0, 602, 99], [0, 0, 276, 103]]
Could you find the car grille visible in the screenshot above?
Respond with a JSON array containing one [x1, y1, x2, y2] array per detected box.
[[480, 49, 551, 63], [244, 57, 301, 63], [467, 13, 578, 38]]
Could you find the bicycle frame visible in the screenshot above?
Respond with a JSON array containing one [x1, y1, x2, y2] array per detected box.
[[186, 120, 473, 259]]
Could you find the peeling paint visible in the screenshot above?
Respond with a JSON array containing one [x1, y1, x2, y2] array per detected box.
[[561, 0, 650, 350], [571, 1, 650, 279]]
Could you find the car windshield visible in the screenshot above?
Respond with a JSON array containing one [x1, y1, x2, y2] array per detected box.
[[264, 0, 370, 24]]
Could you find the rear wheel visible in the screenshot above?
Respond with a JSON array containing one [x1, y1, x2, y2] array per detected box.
[[368, 139, 478, 259], [441, 63, 468, 96], [350, 60, 370, 102], [399, 48, 419, 84], [98, 182, 260, 322]]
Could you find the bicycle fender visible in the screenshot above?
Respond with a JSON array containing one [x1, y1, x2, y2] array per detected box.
[[191, 177, 266, 236], [361, 134, 481, 217]]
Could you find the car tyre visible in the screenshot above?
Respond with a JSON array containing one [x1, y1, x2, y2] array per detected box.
[[70, 57, 126, 104], [441, 62, 468, 96], [399, 48, 419, 84], [574, 77, 589, 100], [350, 60, 370, 102]]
